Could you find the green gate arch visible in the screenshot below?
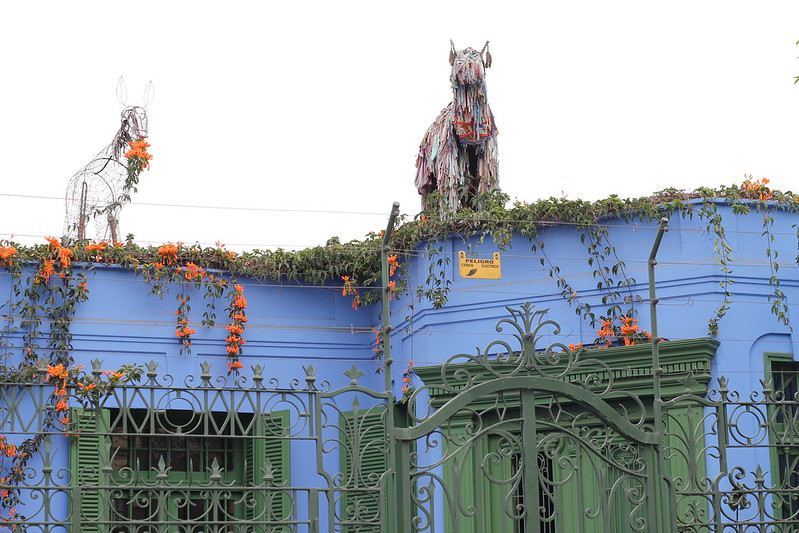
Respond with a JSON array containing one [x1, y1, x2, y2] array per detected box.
[[393, 304, 674, 533]]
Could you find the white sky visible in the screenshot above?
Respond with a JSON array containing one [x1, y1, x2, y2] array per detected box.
[[2, 1, 799, 251]]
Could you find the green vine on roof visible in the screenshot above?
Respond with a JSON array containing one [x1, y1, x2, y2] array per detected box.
[[0, 178, 796, 350]]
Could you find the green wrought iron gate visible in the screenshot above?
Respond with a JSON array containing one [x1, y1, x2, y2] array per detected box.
[[4, 304, 799, 531], [393, 303, 671, 532]]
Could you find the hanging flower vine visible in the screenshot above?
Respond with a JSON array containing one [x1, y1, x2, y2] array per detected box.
[[225, 284, 247, 374], [341, 276, 361, 309], [174, 295, 195, 352], [400, 360, 415, 403]]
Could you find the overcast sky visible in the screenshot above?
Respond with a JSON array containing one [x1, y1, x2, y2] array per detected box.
[[2, 1, 799, 250]]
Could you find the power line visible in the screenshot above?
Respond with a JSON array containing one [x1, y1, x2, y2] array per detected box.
[[5, 191, 799, 238], [0, 192, 390, 217]]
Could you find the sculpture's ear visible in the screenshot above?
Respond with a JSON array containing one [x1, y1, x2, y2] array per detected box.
[[449, 39, 456, 66], [116, 76, 128, 106], [481, 41, 492, 68], [143, 81, 154, 108]]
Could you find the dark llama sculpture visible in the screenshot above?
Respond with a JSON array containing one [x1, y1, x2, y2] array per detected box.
[[415, 41, 499, 212], [64, 79, 153, 243]]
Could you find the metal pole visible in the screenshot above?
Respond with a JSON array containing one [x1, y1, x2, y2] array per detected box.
[[380, 202, 401, 532], [381, 202, 400, 393], [648, 216, 671, 532], [649, 217, 669, 423]]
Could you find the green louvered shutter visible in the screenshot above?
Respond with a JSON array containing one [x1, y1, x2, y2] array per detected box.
[[340, 409, 388, 532], [69, 408, 110, 533], [244, 411, 291, 529]]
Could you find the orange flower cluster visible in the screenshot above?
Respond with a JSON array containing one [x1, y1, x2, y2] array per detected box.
[[596, 318, 615, 348], [0, 438, 22, 460], [372, 329, 383, 357], [0, 474, 11, 499], [174, 293, 195, 351], [387, 255, 399, 277], [85, 241, 108, 262], [178, 262, 206, 282], [225, 285, 248, 374], [46, 364, 71, 421], [175, 326, 197, 342], [46, 364, 69, 381], [0, 246, 16, 267], [595, 316, 654, 348], [36, 260, 55, 284], [742, 175, 772, 201], [158, 243, 179, 265], [568, 343, 583, 352], [341, 276, 361, 310], [34, 238, 74, 282], [231, 286, 247, 311], [400, 360, 415, 401], [85, 242, 107, 253], [56, 247, 73, 269], [619, 316, 641, 346], [124, 138, 153, 169], [387, 254, 400, 301]]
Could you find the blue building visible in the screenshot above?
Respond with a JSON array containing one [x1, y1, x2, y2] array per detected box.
[[0, 189, 797, 531]]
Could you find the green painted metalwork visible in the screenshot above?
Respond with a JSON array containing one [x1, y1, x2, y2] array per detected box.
[[1, 304, 799, 531], [399, 303, 671, 532]]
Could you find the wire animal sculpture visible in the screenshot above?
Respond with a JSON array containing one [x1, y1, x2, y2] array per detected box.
[[64, 79, 153, 243], [415, 41, 499, 212]]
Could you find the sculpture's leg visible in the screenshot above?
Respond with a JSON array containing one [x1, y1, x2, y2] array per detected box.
[[77, 181, 88, 241], [107, 210, 119, 243]]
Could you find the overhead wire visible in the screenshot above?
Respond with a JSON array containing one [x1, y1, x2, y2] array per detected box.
[[4, 191, 799, 246], [0, 192, 390, 217]]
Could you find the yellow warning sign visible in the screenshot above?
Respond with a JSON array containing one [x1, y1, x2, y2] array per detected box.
[[458, 251, 501, 279]]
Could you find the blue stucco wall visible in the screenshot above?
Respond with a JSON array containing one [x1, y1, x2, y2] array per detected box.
[[1, 201, 795, 404]]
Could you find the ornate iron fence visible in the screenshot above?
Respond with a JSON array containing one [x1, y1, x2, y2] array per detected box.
[[0, 305, 796, 532]]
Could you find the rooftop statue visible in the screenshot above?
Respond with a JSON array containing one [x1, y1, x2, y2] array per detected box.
[[415, 41, 499, 212], [64, 79, 152, 243]]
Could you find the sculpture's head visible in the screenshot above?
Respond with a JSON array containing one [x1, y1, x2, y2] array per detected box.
[[449, 41, 492, 87], [114, 78, 153, 147], [120, 106, 149, 140]]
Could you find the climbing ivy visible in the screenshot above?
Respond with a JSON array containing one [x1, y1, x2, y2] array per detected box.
[[698, 199, 734, 335]]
